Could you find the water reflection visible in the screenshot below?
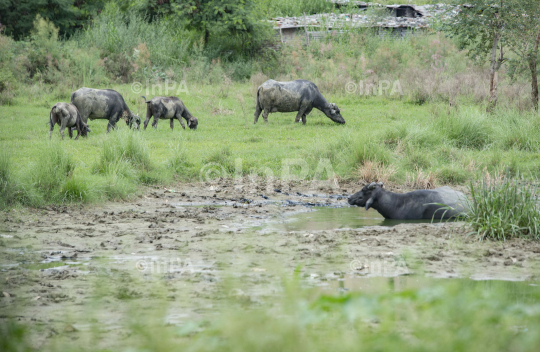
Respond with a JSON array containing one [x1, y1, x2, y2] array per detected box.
[[272, 207, 453, 231]]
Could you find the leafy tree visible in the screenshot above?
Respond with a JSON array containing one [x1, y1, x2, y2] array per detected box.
[[506, 0, 540, 111], [0, 0, 105, 39], [174, 0, 269, 55], [444, 0, 508, 112]]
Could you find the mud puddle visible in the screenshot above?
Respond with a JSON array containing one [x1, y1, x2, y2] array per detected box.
[[1, 181, 540, 348], [269, 206, 461, 231]]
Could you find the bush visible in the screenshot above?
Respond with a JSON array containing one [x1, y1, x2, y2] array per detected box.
[[467, 177, 540, 241]]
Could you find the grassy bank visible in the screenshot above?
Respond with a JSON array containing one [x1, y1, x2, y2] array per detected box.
[[1, 81, 540, 208]]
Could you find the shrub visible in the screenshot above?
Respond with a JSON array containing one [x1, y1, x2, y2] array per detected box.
[[467, 177, 540, 241]]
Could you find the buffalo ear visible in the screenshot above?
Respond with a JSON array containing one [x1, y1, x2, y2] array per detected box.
[[330, 109, 336, 114], [365, 197, 374, 210]]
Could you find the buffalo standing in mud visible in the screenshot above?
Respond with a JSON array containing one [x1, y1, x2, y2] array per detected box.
[[254, 79, 345, 125], [348, 182, 469, 220], [70, 88, 141, 132], [141, 96, 198, 130], [49, 102, 90, 140]]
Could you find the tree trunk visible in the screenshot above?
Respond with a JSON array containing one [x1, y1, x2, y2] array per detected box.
[[529, 32, 540, 111], [204, 28, 209, 45], [487, 32, 501, 113]]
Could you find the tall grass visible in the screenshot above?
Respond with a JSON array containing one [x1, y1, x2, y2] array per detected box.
[[0, 152, 25, 209], [94, 131, 153, 175], [75, 4, 195, 68], [467, 177, 540, 241], [31, 142, 76, 202]]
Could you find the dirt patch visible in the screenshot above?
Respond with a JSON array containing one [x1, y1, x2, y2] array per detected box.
[[1, 181, 539, 347]]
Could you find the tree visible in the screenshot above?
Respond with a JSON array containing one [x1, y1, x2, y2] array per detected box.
[[506, 0, 540, 111], [173, 0, 264, 51], [444, 0, 508, 112], [0, 0, 105, 39]]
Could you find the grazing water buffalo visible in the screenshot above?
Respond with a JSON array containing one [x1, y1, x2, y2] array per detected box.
[[254, 79, 345, 125], [70, 88, 141, 132], [141, 96, 198, 130], [49, 102, 90, 140], [348, 182, 469, 220]]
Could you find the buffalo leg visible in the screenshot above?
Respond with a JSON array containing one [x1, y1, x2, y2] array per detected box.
[[170, 119, 174, 130], [262, 109, 270, 123], [107, 113, 119, 133], [152, 116, 159, 129], [295, 107, 307, 123], [68, 126, 73, 139], [143, 113, 152, 130], [60, 120, 68, 140], [49, 118, 55, 139], [302, 107, 312, 125], [254, 104, 262, 124], [177, 114, 186, 130]]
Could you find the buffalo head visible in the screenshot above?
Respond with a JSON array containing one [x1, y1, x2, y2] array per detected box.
[[326, 103, 345, 124], [188, 116, 198, 130], [127, 114, 141, 130], [348, 182, 384, 210], [80, 122, 91, 137]]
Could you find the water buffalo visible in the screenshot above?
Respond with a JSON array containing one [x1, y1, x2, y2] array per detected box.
[[254, 79, 345, 125], [141, 96, 198, 130], [49, 102, 90, 140], [348, 182, 469, 220], [70, 88, 141, 132]]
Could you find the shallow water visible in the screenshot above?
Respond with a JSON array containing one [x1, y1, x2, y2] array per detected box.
[[271, 206, 453, 231]]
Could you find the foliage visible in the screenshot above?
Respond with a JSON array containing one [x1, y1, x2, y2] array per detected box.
[[0, 0, 106, 39], [173, 0, 272, 57]]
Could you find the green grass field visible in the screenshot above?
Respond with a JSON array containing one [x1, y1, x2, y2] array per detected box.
[[2, 80, 540, 207]]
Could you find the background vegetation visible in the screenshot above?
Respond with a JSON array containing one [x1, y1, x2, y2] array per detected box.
[[1, 0, 540, 238]]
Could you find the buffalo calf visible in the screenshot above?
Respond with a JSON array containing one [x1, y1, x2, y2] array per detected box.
[[49, 103, 90, 140], [142, 96, 198, 130]]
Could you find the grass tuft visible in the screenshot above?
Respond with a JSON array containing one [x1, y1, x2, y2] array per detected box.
[[467, 176, 540, 241], [32, 142, 76, 202], [94, 131, 153, 177], [436, 110, 492, 149]]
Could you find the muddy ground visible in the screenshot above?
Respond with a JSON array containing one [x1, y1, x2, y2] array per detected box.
[[1, 181, 539, 349]]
